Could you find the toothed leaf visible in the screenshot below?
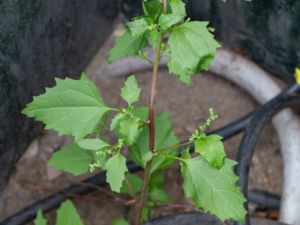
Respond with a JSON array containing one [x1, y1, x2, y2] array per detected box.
[[34, 210, 47, 225], [111, 113, 142, 145], [105, 154, 128, 192], [108, 31, 147, 63], [159, 14, 183, 30], [48, 143, 92, 176], [127, 17, 149, 36], [56, 200, 84, 225], [22, 74, 109, 140], [194, 134, 226, 168], [77, 138, 109, 151], [121, 75, 141, 105], [180, 157, 247, 223], [167, 21, 220, 85], [170, 0, 186, 17], [143, 0, 163, 21]]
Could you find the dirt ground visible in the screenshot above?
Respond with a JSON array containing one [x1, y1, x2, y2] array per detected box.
[[0, 34, 284, 224]]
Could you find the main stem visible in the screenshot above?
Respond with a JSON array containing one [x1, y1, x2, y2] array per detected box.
[[134, 2, 166, 224]]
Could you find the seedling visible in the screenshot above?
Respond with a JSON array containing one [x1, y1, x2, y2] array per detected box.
[[22, 0, 247, 224]]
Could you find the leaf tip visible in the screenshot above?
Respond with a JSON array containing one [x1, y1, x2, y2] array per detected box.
[[80, 72, 89, 79]]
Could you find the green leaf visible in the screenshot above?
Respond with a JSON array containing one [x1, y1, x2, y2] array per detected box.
[[159, 14, 182, 30], [108, 31, 147, 63], [121, 75, 141, 105], [105, 154, 128, 192], [170, 0, 186, 17], [132, 107, 149, 121], [148, 188, 171, 203], [127, 17, 149, 36], [92, 151, 108, 168], [147, 171, 171, 204], [111, 113, 142, 145], [141, 207, 150, 222], [121, 173, 142, 196], [144, 172, 171, 215], [34, 210, 47, 225], [98, 110, 111, 132], [167, 21, 220, 85], [143, 0, 162, 21], [148, 171, 164, 189], [180, 157, 247, 223], [48, 143, 92, 176], [111, 113, 127, 131], [158, 0, 186, 30], [22, 74, 109, 140], [194, 134, 226, 168], [148, 29, 160, 49], [112, 219, 130, 225], [77, 138, 109, 151], [129, 112, 179, 173], [56, 200, 84, 225]]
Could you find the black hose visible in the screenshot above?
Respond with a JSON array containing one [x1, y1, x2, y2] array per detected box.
[[207, 111, 254, 138], [248, 189, 280, 210], [234, 84, 300, 225], [0, 162, 141, 225]]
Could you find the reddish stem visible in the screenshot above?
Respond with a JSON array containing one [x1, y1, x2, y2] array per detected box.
[[134, 1, 167, 223]]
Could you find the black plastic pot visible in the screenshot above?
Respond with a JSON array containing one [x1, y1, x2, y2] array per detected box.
[[142, 213, 286, 225]]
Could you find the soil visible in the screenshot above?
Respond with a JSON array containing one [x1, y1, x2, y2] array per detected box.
[[0, 32, 285, 225]]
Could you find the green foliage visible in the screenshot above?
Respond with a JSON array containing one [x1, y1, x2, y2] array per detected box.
[[48, 143, 92, 176], [108, 30, 147, 63], [112, 218, 130, 225], [56, 200, 84, 225], [147, 172, 171, 203], [23, 0, 248, 224], [129, 112, 179, 173], [170, 0, 186, 17], [167, 21, 220, 84], [194, 134, 226, 168], [111, 112, 142, 145], [120, 75, 141, 105], [148, 29, 160, 48], [77, 138, 109, 151], [105, 153, 128, 192], [180, 154, 247, 223], [142, 0, 163, 21], [22, 74, 110, 140], [34, 210, 47, 225], [159, 14, 182, 30], [89, 151, 108, 172], [121, 173, 143, 196], [127, 17, 149, 36], [158, 0, 186, 30], [34, 201, 84, 225], [110, 88, 145, 145], [147, 187, 171, 203]]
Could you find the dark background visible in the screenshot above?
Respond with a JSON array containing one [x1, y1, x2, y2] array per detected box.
[[0, 0, 118, 188]]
